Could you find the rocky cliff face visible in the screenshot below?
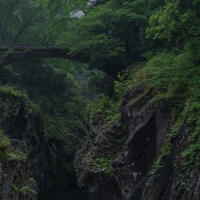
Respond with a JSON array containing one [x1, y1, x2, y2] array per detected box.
[[0, 98, 51, 200], [75, 85, 200, 200], [0, 95, 82, 200]]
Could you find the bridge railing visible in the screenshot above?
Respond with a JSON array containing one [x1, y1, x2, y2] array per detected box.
[[0, 43, 57, 50]]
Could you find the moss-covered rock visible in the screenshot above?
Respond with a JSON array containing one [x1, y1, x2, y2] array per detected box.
[[75, 83, 200, 200]]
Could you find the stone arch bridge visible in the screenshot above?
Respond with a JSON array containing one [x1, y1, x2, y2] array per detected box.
[[0, 43, 88, 67]]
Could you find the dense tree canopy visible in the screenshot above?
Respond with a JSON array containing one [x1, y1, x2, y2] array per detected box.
[[0, 0, 48, 43], [147, 0, 200, 45], [0, 0, 200, 194], [36, 0, 156, 78]]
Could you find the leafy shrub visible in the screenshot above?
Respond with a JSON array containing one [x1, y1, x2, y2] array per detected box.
[[145, 42, 200, 169]]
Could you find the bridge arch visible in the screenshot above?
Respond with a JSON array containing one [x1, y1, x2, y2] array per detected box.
[[0, 44, 88, 67], [0, 43, 124, 79]]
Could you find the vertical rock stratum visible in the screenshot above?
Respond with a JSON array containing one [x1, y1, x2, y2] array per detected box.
[[75, 85, 200, 200]]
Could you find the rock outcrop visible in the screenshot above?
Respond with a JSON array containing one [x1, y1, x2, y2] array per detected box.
[[0, 98, 51, 200], [0, 95, 83, 200], [75, 85, 200, 200]]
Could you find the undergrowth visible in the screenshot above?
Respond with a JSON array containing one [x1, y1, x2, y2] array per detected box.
[[149, 117, 183, 175], [11, 177, 37, 198], [0, 61, 88, 185], [0, 129, 27, 161], [145, 43, 200, 169], [88, 63, 146, 125], [0, 85, 39, 114], [89, 42, 200, 172]]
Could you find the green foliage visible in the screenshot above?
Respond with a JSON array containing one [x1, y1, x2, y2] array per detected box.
[[0, 57, 87, 183], [11, 177, 37, 198], [19, 185, 37, 195], [0, 129, 27, 161], [1, 0, 200, 189], [88, 94, 120, 125], [90, 157, 114, 176], [3, 59, 87, 143], [7, 49, 14, 56], [78, 156, 114, 186], [37, 0, 154, 77], [0, 0, 47, 43], [87, 63, 146, 125], [0, 85, 39, 114], [87, 70, 114, 96], [0, 130, 11, 161], [144, 41, 200, 169], [146, 0, 200, 45], [114, 64, 147, 96], [149, 118, 183, 175], [145, 52, 194, 96], [30, 0, 200, 178], [180, 96, 200, 168], [0, 85, 24, 97]]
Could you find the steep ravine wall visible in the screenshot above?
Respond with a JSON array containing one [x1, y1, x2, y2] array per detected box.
[[0, 98, 52, 200], [0, 96, 81, 200], [75, 85, 200, 200]]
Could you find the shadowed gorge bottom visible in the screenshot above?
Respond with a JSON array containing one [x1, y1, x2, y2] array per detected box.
[[50, 187, 89, 200]]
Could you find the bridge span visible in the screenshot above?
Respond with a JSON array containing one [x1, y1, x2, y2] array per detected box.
[[0, 43, 88, 66]]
